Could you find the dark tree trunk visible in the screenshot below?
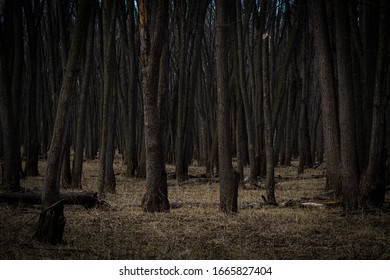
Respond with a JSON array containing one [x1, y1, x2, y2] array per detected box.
[[0, 0, 21, 191], [71, 6, 96, 189], [262, 33, 276, 204], [216, 0, 238, 213], [334, 0, 360, 212], [138, 0, 170, 212], [158, 42, 169, 164], [310, 0, 342, 195], [0, 41, 20, 192], [11, 0, 24, 179], [34, 0, 92, 244], [235, 0, 257, 184], [175, 0, 210, 182], [298, 55, 313, 174], [127, 0, 139, 177], [298, 10, 313, 174], [99, 0, 117, 197], [24, 0, 41, 177], [254, 0, 267, 178], [359, 0, 387, 209]]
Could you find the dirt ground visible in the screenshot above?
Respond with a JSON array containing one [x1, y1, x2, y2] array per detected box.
[[1, 157, 389, 260]]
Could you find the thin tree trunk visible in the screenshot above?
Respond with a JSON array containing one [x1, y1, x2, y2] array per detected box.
[[254, 0, 267, 178], [11, 0, 24, 179], [298, 55, 313, 174], [99, 0, 117, 197], [127, 0, 138, 177], [24, 0, 41, 177], [262, 33, 276, 204], [236, 0, 256, 184]]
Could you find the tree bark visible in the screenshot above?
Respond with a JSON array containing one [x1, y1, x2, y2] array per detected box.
[[298, 52, 313, 174], [359, 0, 387, 208], [216, 0, 238, 213], [254, 0, 267, 178], [175, 1, 210, 182], [127, 0, 139, 177], [24, 0, 41, 177], [235, 0, 257, 184], [34, 0, 92, 244], [138, 0, 170, 212], [310, 0, 342, 195], [71, 5, 96, 189], [11, 0, 24, 179], [0, 0, 21, 191], [334, 0, 360, 211], [262, 33, 276, 204], [99, 0, 117, 197]]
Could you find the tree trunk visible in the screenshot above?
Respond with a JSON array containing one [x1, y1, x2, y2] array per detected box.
[[310, 0, 342, 195], [262, 33, 276, 204], [127, 0, 139, 177], [174, 0, 190, 183], [216, 0, 238, 213], [174, 1, 210, 182], [235, 0, 257, 184], [138, 0, 170, 212], [99, 0, 117, 197], [334, 0, 360, 212], [254, 0, 267, 178], [359, 0, 387, 209], [0, 0, 21, 191], [0, 42, 20, 192], [71, 6, 96, 189], [298, 53, 313, 174], [11, 0, 24, 179], [34, 0, 92, 244], [24, 0, 41, 177]]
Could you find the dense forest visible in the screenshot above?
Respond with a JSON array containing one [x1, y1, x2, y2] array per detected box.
[[0, 0, 389, 248]]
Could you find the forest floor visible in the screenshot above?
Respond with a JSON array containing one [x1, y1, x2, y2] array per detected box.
[[1, 156, 390, 260]]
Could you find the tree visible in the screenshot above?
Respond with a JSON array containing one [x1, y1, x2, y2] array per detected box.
[[216, 0, 238, 213], [253, 0, 268, 177], [117, 0, 139, 177], [262, 33, 276, 204], [11, 0, 24, 179], [0, 0, 22, 191], [298, 9, 313, 175], [235, 0, 257, 184], [24, 0, 42, 177], [310, 0, 342, 196], [71, 4, 96, 189], [334, 0, 360, 211], [175, 0, 210, 182], [138, 0, 170, 212], [34, 0, 92, 244], [359, 0, 388, 209], [99, 0, 118, 197]]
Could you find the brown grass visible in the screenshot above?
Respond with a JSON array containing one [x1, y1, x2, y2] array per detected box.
[[0, 157, 389, 260]]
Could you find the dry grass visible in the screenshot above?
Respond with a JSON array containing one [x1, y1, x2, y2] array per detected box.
[[0, 157, 389, 260]]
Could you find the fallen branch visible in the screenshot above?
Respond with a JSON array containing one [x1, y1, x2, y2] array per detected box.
[[0, 191, 99, 208]]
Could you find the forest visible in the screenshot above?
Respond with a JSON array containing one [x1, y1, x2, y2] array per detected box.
[[0, 0, 389, 259]]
